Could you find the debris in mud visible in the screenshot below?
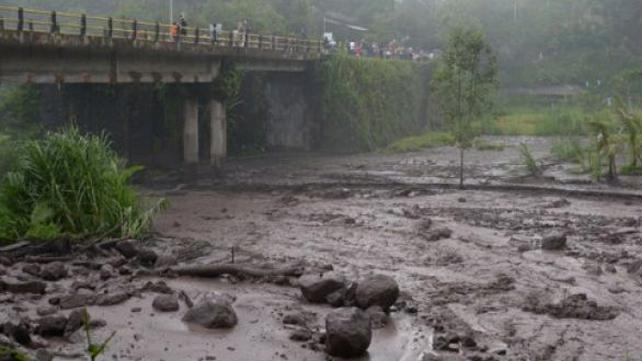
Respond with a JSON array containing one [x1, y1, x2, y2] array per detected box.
[[325, 307, 372, 357], [523, 293, 619, 320]]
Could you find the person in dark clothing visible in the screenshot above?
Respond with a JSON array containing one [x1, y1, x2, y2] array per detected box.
[[179, 13, 188, 36]]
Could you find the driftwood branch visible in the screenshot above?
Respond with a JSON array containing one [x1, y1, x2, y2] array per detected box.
[[174, 264, 304, 278]]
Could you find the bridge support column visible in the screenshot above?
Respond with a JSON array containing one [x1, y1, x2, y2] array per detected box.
[[183, 98, 199, 164], [209, 99, 227, 167]]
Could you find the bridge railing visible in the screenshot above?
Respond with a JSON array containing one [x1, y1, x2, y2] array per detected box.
[[0, 4, 322, 55]]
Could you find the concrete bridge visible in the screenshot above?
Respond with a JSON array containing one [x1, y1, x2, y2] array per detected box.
[[0, 5, 322, 167]]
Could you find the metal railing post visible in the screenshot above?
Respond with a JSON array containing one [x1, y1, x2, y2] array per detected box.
[[154, 21, 160, 42], [17, 7, 23, 32], [132, 19, 137, 40], [195, 27, 199, 44], [229, 31, 233, 47], [28, 21, 33, 32], [80, 14, 86, 36], [107, 17, 113, 38], [50, 11, 58, 34]]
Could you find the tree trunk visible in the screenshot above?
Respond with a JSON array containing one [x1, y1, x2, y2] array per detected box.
[[459, 147, 465, 189]]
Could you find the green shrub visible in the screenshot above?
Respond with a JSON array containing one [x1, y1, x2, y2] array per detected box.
[[384, 132, 454, 153], [550, 137, 587, 164], [0, 127, 165, 242], [317, 55, 429, 151]]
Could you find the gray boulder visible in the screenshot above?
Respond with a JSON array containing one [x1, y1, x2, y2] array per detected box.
[[355, 274, 399, 310], [182, 300, 237, 329], [298, 272, 346, 303], [325, 307, 372, 357], [153, 294, 180, 312]]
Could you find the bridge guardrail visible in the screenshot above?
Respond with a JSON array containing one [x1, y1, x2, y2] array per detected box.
[[0, 4, 322, 55]]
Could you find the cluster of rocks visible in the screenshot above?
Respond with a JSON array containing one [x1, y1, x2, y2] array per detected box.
[[297, 272, 400, 357]]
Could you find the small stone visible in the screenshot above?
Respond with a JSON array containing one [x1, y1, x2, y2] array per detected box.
[[36, 316, 68, 337], [1, 279, 47, 294], [22, 264, 42, 277], [138, 248, 158, 268], [115, 240, 139, 259], [59, 292, 96, 309], [283, 313, 306, 326], [131, 307, 142, 313], [605, 264, 617, 273], [40, 262, 68, 281], [325, 307, 371, 357], [422, 227, 453, 242], [289, 329, 312, 342], [541, 233, 567, 250], [153, 294, 180, 312], [182, 300, 238, 329], [96, 291, 130, 306], [100, 265, 115, 280], [36, 306, 58, 317]]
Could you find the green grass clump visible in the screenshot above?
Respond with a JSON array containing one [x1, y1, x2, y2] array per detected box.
[[489, 107, 588, 136], [519, 143, 541, 176], [384, 132, 455, 153], [550, 137, 587, 164], [0, 346, 30, 361], [0, 127, 165, 242], [474, 138, 505, 151]]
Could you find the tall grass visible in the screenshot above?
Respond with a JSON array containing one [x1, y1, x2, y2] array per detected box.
[[489, 106, 588, 136], [519, 143, 541, 176], [0, 127, 165, 242]]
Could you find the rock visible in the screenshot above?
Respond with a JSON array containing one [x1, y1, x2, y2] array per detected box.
[[283, 313, 306, 326], [142, 281, 173, 294], [36, 316, 67, 337], [115, 239, 139, 259], [96, 291, 131, 306], [59, 293, 96, 309], [138, 248, 158, 268], [365, 306, 387, 329], [289, 329, 312, 342], [422, 227, 453, 242], [355, 274, 400, 311], [541, 233, 567, 250], [627, 259, 642, 274], [182, 300, 238, 329], [3, 322, 32, 346], [22, 264, 42, 277], [64, 310, 83, 337], [298, 272, 346, 303], [0, 279, 47, 294], [100, 265, 115, 280], [326, 288, 347, 307], [154, 254, 178, 269], [35, 349, 54, 361], [325, 307, 371, 357], [40, 262, 67, 281], [153, 294, 180, 312], [605, 264, 617, 274], [0, 256, 12, 266], [36, 306, 58, 317]]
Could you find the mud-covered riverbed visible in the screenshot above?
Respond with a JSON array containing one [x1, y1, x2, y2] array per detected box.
[[2, 137, 642, 361]]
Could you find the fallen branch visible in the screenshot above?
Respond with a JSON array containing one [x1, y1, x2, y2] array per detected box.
[[174, 264, 304, 278]]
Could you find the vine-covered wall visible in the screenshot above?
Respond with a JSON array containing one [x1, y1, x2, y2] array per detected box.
[[314, 55, 433, 152]]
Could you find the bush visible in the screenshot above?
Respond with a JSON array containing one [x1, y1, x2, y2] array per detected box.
[[317, 55, 429, 151], [0, 127, 165, 242], [384, 132, 454, 153]]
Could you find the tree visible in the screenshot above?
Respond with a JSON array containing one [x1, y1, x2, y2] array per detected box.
[[432, 26, 498, 189]]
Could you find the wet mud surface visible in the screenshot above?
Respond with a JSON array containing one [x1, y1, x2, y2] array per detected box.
[[3, 136, 642, 361]]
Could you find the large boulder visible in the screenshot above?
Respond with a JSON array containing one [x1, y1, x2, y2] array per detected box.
[[325, 307, 372, 357], [355, 274, 399, 310], [298, 272, 346, 303], [182, 300, 237, 329]]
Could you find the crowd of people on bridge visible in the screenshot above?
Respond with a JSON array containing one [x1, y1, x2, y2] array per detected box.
[[323, 35, 435, 61]]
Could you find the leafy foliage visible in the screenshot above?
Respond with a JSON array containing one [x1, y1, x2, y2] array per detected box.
[[432, 26, 498, 188], [0, 127, 165, 242], [317, 54, 429, 151]]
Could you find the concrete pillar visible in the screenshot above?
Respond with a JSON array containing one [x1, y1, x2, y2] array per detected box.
[[209, 99, 227, 167], [183, 98, 199, 164]]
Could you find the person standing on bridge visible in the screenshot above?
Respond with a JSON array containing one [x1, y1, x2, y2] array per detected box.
[[170, 22, 179, 41], [178, 13, 188, 36]]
